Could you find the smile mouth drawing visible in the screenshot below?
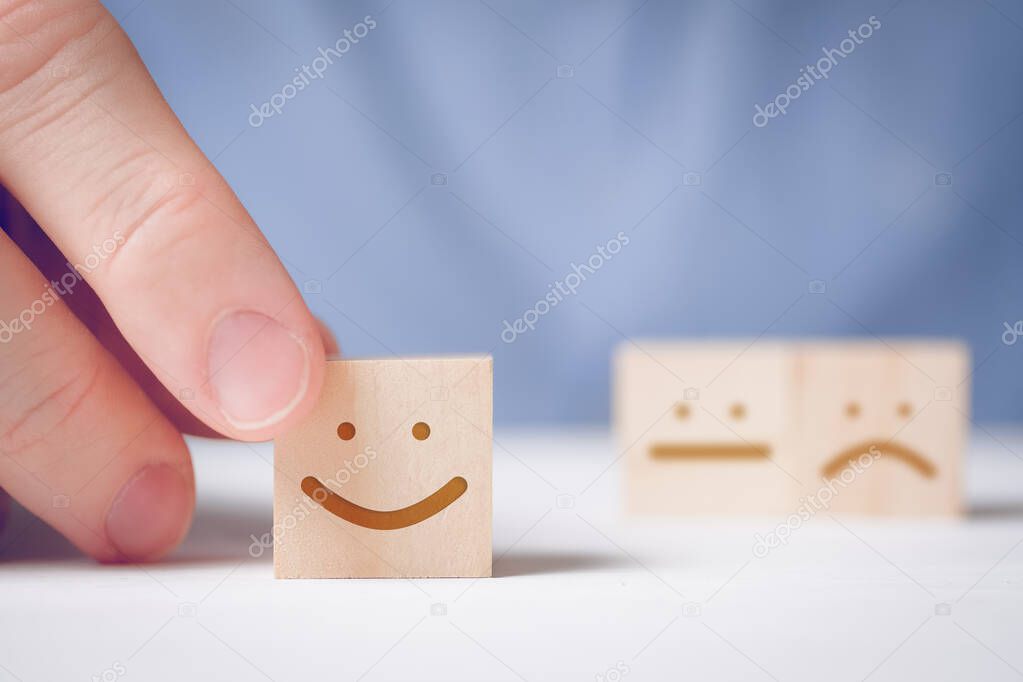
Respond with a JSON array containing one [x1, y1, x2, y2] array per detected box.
[[649, 443, 772, 460], [301, 476, 468, 530], [820, 440, 936, 479]]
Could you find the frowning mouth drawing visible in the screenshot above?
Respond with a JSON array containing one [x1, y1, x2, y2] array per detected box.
[[302, 476, 468, 530], [820, 440, 936, 480]]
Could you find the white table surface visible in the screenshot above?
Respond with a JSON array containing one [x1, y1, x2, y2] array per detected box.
[[2, 428, 1022, 682]]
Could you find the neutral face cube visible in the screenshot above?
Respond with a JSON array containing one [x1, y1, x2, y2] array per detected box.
[[615, 343, 803, 514], [793, 342, 967, 515], [274, 357, 492, 578]]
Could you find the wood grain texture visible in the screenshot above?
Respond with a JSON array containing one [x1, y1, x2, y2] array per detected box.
[[615, 340, 968, 516], [274, 356, 492, 578]]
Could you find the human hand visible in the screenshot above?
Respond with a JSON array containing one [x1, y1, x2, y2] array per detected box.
[[0, 0, 331, 561]]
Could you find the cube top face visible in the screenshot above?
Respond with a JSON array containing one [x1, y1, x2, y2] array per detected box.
[[616, 343, 801, 514], [274, 357, 492, 578], [794, 342, 968, 515]]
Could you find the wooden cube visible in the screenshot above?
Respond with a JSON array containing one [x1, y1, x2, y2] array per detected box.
[[615, 342, 802, 514], [792, 341, 967, 516], [615, 340, 968, 516], [274, 357, 492, 578]]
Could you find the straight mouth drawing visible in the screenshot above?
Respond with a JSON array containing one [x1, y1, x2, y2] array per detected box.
[[301, 476, 468, 530], [820, 440, 936, 479], [648, 443, 772, 460]]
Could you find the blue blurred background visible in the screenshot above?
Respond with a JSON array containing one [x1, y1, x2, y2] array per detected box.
[[102, 0, 1023, 425]]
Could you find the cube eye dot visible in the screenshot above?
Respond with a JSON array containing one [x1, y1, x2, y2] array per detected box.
[[412, 422, 431, 440], [674, 403, 691, 420], [337, 422, 356, 440], [845, 402, 861, 418], [729, 403, 746, 420], [897, 402, 913, 418]]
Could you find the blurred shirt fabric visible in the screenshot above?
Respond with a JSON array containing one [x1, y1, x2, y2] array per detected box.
[[103, 0, 1023, 424]]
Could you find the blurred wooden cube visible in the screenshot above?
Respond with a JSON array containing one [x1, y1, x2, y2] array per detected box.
[[615, 340, 968, 516], [792, 342, 967, 515]]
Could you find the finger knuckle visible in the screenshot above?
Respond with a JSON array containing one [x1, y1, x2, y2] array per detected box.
[[85, 170, 270, 295], [0, 0, 108, 93], [94, 179, 210, 287], [0, 344, 103, 469], [0, 0, 118, 141]]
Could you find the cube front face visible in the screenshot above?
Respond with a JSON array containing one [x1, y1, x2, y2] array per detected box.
[[793, 343, 967, 515], [274, 357, 492, 578], [616, 341, 969, 516], [616, 343, 802, 514]]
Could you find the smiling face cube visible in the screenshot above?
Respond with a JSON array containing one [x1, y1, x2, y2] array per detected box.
[[274, 357, 492, 578], [616, 341, 968, 515]]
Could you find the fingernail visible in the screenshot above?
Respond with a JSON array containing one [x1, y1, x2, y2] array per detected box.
[[106, 464, 192, 561], [208, 310, 310, 430]]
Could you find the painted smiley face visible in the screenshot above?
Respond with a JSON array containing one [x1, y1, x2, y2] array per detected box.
[[301, 420, 469, 530], [273, 357, 492, 578]]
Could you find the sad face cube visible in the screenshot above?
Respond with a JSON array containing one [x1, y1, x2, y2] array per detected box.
[[274, 357, 492, 578], [793, 342, 967, 515]]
